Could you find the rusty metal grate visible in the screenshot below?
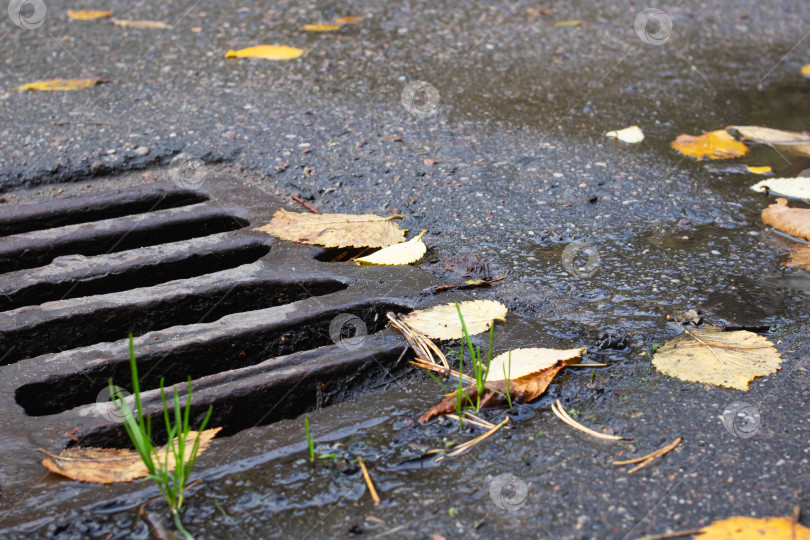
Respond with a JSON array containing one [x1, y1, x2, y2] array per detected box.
[[0, 174, 445, 518]]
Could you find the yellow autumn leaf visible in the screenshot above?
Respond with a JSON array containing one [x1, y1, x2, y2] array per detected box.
[[695, 515, 810, 540], [652, 325, 781, 390], [803, 63, 810, 78], [67, 10, 112, 20], [751, 177, 810, 200], [16, 78, 103, 91], [671, 129, 749, 160], [605, 125, 644, 144], [111, 18, 170, 29], [255, 209, 406, 248], [761, 197, 810, 241], [399, 300, 507, 340], [335, 16, 364, 25], [487, 347, 586, 381], [225, 45, 306, 60], [730, 125, 810, 157], [555, 20, 581, 26], [300, 24, 342, 32], [745, 165, 771, 175], [40, 428, 221, 484], [356, 230, 427, 266]]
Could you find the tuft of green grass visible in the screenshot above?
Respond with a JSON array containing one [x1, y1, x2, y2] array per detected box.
[[455, 302, 495, 413], [502, 351, 513, 409], [111, 335, 212, 540]]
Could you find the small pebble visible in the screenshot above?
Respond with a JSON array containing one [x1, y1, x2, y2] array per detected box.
[[134, 146, 149, 156]]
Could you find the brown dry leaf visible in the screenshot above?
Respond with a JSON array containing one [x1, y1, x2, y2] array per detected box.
[[111, 18, 170, 29], [16, 78, 105, 91], [225, 45, 306, 60], [786, 243, 810, 270], [40, 428, 221, 484], [487, 347, 585, 381], [730, 125, 810, 157], [652, 325, 781, 390], [695, 515, 810, 540], [671, 130, 748, 160], [399, 300, 507, 340], [67, 10, 112, 20], [762, 198, 810, 241], [255, 209, 406, 248], [419, 361, 565, 423]]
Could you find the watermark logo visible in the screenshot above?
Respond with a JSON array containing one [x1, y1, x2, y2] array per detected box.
[[96, 385, 133, 423], [316, 0, 361, 36], [329, 313, 368, 350], [634, 8, 672, 46], [714, 89, 752, 125], [401, 80, 440, 118], [489, 473, 528, 512], [8, 0, 46, 29], [561, 241, 601, 278], [168, 152, 208, 190], [722, 402, 760, 439]]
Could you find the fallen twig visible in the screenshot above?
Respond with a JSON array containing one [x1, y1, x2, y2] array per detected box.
[[635, 530, 704, 540], [435, 417, 509, 462], [613, 436, 681, 473], [358, 457, 381, 505], [421, 276, 506, 295], [291, 195, 321, 214], [51, 120, 120, 126], [551, 400, 631, 441]]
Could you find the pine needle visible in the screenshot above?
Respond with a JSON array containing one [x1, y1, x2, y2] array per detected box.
[[551, 400, 631, 441]]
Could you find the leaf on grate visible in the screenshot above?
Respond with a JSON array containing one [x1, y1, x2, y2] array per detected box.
[[695, 515, 810, 540], [67, 10, 112, 20], [16, 78, 105, 91], [486, 347, 586, 381], [225, 45, 306, 60], [751, 177, 810, 200], [419, 361, 565, 423], [652, 326, 781, 390], [40, 428, 221, 484], [762, 198, 810, 241], [356, 230, 427, 266], [671, 129, 748, 160], [730, 125, 810, 157], [256, 209, 406, 248], [111, 18, 170, 29], [605, 125, 644, 144], [400, 300, 507, 340]]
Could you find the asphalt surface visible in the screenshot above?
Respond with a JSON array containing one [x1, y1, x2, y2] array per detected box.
[[1, 0, 810, 538]]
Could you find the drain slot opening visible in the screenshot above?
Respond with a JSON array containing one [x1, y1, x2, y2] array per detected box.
[[0, 243, 271, 312], [0, 191, 208, 237], [1, 278, 347, 366], [15, 302, 406, 416]]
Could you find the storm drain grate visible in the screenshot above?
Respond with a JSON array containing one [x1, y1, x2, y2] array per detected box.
[[0, 174, 448, 518]]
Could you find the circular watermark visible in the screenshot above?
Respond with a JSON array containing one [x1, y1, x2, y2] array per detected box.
[[329, 313, 368, 350], [561, 241, 601, 278], [96, 385, 133, 423], [634, 8, 672, 46], [168, 152, 208, 190], [721, 402, 761, 439], [8, 0, 46, 29], [489, 473, 528, 512], [401, 81, 440, 118], [316, 0, 362, 36], [714, 89, 752, 124]]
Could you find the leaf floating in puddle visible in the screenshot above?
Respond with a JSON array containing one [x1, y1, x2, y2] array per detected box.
[[225, 45, 306, 60], [730, 125, 810, 157], [486, 347, 586, 381], [694, 515, 810, 540], [671, 130, 748, 160], [111, 18, 170, 29], [67, 10, 112, 20], [356, 230, 427, 266], [16, 78, 106, 91], [605, 125, 644, 144], [751, 177, 810, 200], [400, 300, 507, 340], [803, 64, 810, 78], [762, 198, 810, 241], [745, 165, 772, 175], [652, 325, 781, 390], [256, 209, 406, 248], [40, 428, 221, 484]]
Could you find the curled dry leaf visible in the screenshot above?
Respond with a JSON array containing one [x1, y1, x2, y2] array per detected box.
[[225, 45, 306, 60], [486, 347, 585, 381], [40, 427, 221, 484], [16, 78, 105, 91], [751, 177, 810, 200], [671, 130, 748, 160], [256, 209, 406, 248], [695, 515, 810, 540], [399, 300, 507, 340], [419, 361, 565, 423], [356, 230, 427, 266], [605, 125, 644, 144], [652, 325, 781, 390], [762, 198, 810, 241], [730, 125, 810, 157], [111, 18, 170, 29], [67, 10, 112, 20]]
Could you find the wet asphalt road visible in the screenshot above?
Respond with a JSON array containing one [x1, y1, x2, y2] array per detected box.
[[2, 0, 810, 538]]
